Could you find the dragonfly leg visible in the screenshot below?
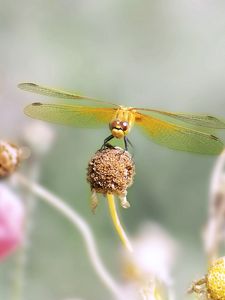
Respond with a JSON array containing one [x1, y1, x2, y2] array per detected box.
[[124, 136, 133, 151], [101, 134, 114, 150]]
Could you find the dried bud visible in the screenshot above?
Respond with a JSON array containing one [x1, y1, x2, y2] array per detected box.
[[87, 147, 135, 210], [0, 141, 21, 178], [206, 257, 225, 300]]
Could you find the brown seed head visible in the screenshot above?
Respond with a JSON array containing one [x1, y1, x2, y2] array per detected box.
[[0, 141, 21, 178], [87, 147, 135, 196]]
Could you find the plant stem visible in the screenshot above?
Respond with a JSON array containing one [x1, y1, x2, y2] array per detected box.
[[209, 148, 225, 199], [11, 162, 40, 300], [13, 173, 125, 300], [107, 193, 133, 253], [205, 149, 225, 265]]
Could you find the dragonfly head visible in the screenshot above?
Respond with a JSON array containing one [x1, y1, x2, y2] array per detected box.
[[110, 119, 129, 139]]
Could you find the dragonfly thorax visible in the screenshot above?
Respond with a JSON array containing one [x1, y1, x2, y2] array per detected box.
[[109, 119, 129, 139]]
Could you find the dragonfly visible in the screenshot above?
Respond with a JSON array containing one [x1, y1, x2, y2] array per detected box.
[[18, 82, 225, 155]]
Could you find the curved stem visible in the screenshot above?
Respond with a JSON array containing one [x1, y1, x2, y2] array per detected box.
[[107, 193, 133, 253], [13, 173, 125, 300], [11, 161, 40, 300]]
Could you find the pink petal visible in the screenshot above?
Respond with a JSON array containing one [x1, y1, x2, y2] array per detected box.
[[0, 183, 25, 260]]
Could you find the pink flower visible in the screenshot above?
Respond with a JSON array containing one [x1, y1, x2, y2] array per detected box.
[[0, 183, 24, 260]]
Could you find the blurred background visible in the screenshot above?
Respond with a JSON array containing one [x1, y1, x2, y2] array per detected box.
[[1, 0, 225, 299]]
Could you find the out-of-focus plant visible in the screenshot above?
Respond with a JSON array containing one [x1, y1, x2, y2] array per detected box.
[[13, 171, 125, 300], [0, 183, 25, 260], [203, 149, 225, 264], [0, 138, 125, 300], [0, 135, 178, 300], [120, 223, 177, 300], [10, 121, 56, 300], [22, 121, 55, 156], [189, 149, 225, 300], [0, 140, 25, 260], [189, 257, 225, 300]]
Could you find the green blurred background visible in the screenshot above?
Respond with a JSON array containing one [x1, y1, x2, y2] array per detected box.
[[1, 1, 225, 299]]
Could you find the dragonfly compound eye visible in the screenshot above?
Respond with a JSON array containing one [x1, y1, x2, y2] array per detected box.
[[110, 119, 121, 130], [120, 121, 129, 132]]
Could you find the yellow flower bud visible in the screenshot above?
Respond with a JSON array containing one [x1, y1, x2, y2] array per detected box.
[[206, 257, 225, 300]]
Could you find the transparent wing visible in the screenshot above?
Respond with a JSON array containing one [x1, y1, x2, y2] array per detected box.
[[135, 112, 224, 155], [136, 108, 225, 132], [24, 103, 116, 128], [19, 82, 118, 107]]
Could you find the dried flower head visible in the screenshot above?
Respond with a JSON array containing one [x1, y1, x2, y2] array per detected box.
[[0, 141, 21, 178], [87, 147, 135, 211], [189, 257, 225, 300], [87, 147, 135, 195]]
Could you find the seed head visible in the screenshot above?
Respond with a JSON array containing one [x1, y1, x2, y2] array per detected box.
[[206, 257, 225, 300], [0, 141, 21, 178], [87, 147, 135, 197]]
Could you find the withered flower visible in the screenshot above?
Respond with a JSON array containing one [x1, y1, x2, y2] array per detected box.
[[87, 146, 135, 212], [0, 141, 22, 178]]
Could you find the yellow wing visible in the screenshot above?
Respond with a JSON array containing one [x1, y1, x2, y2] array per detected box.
[[18, 82, 118, 107], [24, 103, 116, 128], [136, 108, 225, 132], [135, 112, 224, 155]]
